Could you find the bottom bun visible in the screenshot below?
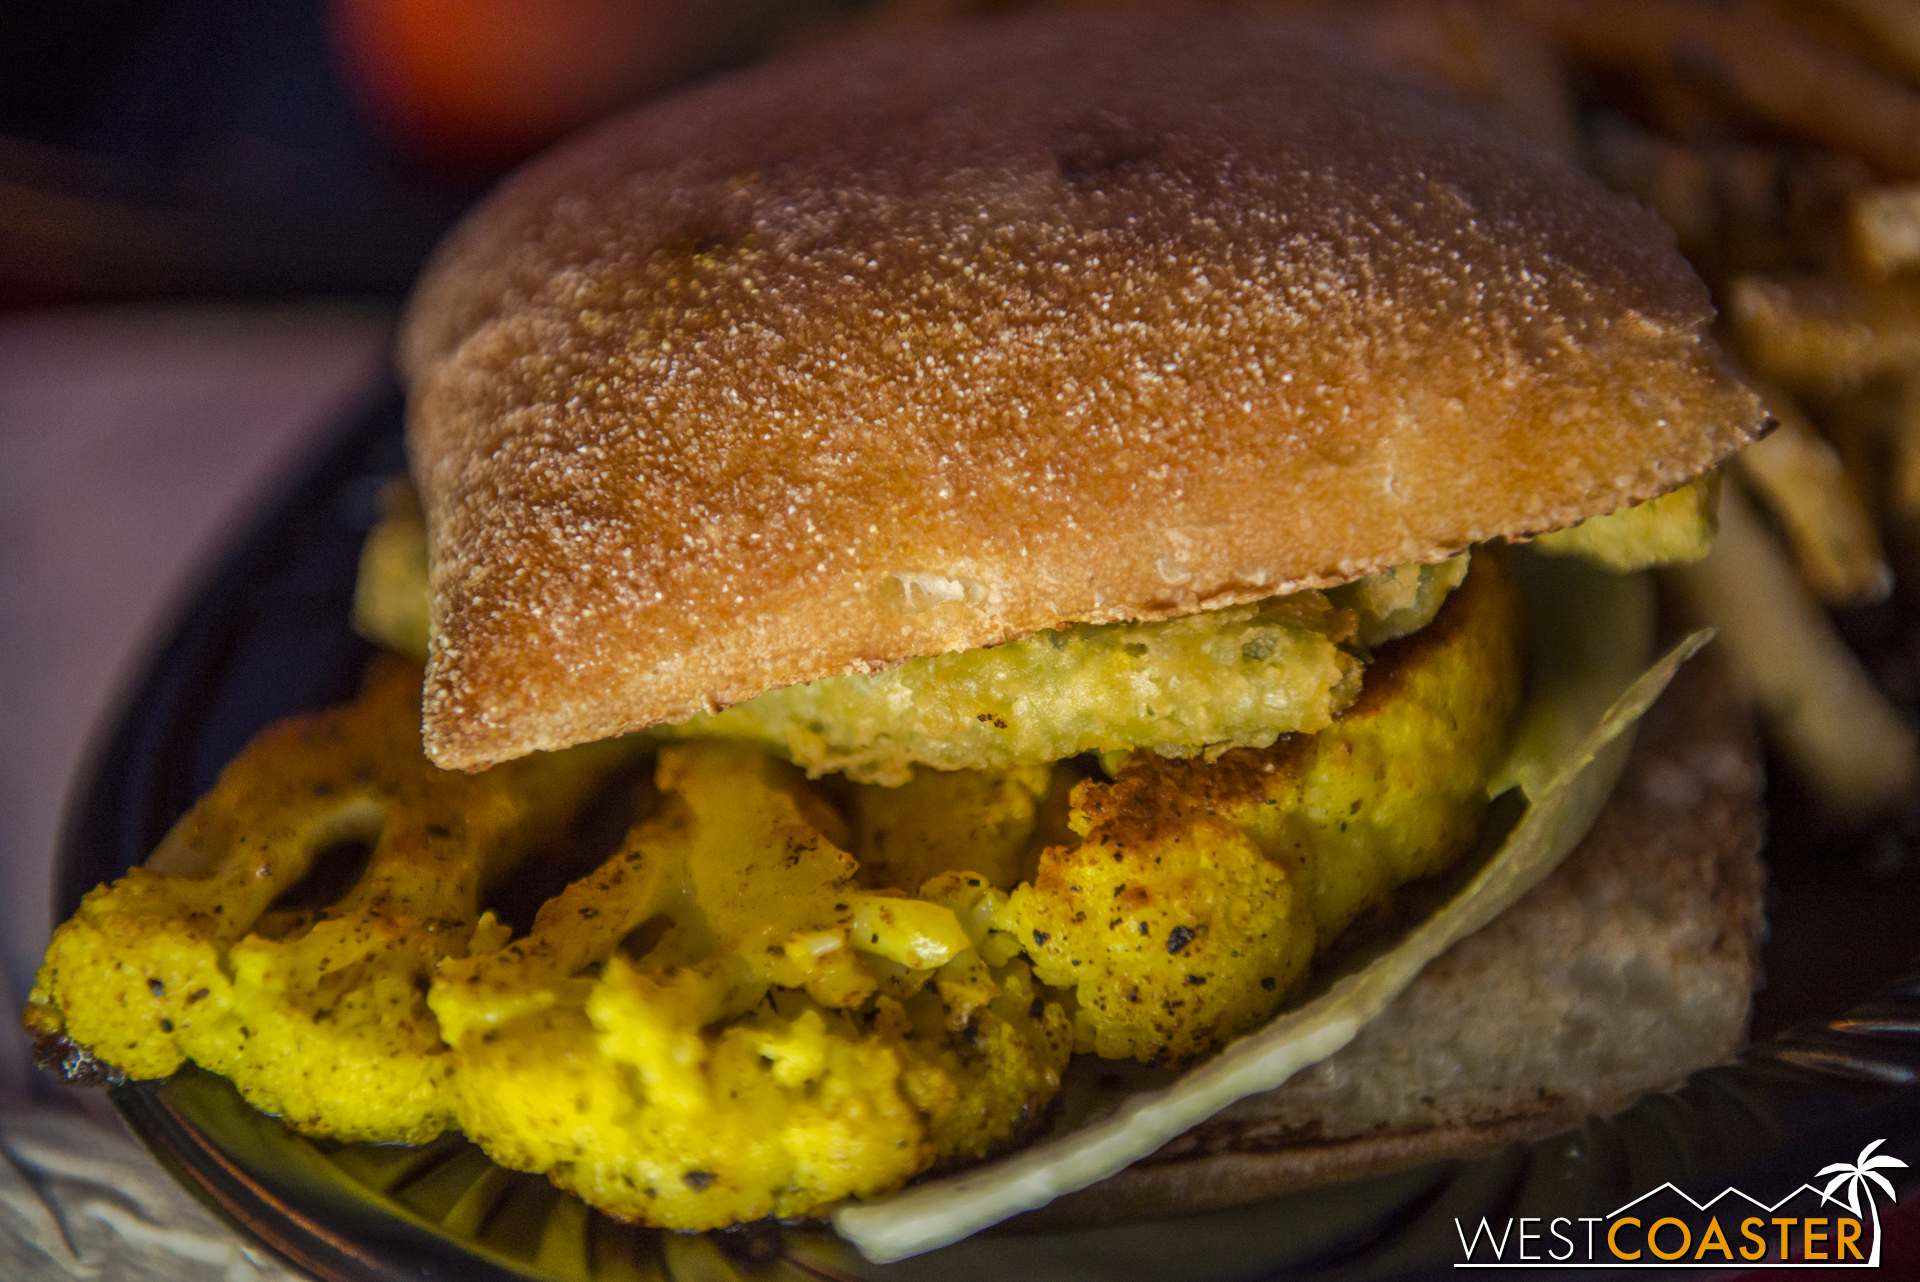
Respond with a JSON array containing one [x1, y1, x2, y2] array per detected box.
[[1017, 645, 1765, 1228]]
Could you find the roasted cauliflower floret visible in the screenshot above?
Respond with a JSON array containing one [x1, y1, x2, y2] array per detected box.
[[996, 797, 1317, 1066], [850, 764, 1057, 893], [431, 742, 972, 1043], [910, 875, 1076, 1160], [453, 979, 933, 1231], [433, 740, 1071, 1229], [997, 551, 1526, 1062], [24, 660, 634, 1143]]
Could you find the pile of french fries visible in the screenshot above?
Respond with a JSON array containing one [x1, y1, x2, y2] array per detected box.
[[1393, 0, 1920, 817], [818, 0, 1920, 819]]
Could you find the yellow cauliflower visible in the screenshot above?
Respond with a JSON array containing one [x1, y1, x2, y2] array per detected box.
[[910, 874, 1077, 1161], [433, 741, 1070, 1229], [31, 527, 1538, 1230], [849, 763, 1060, 893], [24, 660, 633, 1143], [998, 551, 1526, 1062], [450, 988, 933, 1231]]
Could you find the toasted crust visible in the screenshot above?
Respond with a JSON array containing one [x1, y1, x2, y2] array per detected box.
[[401, 9, 1764, 770], [1015, 644, 1766, 1227]]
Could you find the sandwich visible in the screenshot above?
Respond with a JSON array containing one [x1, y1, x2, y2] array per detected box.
[[25, 7, 1769, 1261]]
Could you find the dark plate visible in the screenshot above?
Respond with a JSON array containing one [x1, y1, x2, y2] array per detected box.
[[57, 386, 1920, 1281]]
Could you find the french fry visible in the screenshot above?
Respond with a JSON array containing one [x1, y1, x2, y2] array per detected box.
[[1517, 0, 1920, 179], [1727, 272, 1920, 390], [1809, 381, 1898, 496], [1890, 372, 1920, 519], [1665, 483, 1920, 816], [1733, 377, 1891, 603], [1809, 0, 1920, 88], [1471, 1, 1583, 156], [1717, 147, 1868, 275], [1588, 117, 1718, 252], [1255, 0, 1581, 156], [1589, 119, 1866, 280], [1850, 185, 1920, 277]]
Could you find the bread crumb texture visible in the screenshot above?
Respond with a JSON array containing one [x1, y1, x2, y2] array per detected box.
[[401, 9, 1763, 770]]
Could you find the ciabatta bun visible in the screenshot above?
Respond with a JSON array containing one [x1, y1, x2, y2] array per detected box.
[[398, 9, 1764, 771]]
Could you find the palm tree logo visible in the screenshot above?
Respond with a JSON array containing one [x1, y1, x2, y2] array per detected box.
[[1818, 1139, 1909, 1267]]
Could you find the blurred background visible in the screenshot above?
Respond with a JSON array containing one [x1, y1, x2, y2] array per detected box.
[[0, 0, 884, 304]]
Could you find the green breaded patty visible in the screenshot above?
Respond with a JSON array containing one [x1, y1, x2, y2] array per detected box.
[[668, 559, 1470, 785], [350, 478, 1714, 790]]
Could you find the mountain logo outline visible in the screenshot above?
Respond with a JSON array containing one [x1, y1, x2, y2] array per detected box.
[[1452, 1139, 1907, 1268]]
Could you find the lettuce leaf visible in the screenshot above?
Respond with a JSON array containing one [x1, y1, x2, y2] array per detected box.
[[834, 557, 1708, 1262]]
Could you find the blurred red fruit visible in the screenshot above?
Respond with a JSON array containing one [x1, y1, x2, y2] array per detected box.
[[328, 0, 774, 175]]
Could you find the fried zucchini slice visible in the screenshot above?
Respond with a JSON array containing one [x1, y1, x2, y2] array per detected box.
[[670, 591, 1370, 784]]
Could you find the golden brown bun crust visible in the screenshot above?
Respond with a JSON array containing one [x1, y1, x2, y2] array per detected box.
[[1016, 644, 1766, 1227], [401, 9, 1764, 770]]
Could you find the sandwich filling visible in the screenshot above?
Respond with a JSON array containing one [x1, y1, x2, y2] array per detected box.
[[26, 480, 1712, 1233], [664, 556, 1469, 784], [355, 475, 1714, 789]]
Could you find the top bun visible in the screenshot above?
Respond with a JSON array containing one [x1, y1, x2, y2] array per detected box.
[[401, 8, 1763, 772]]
